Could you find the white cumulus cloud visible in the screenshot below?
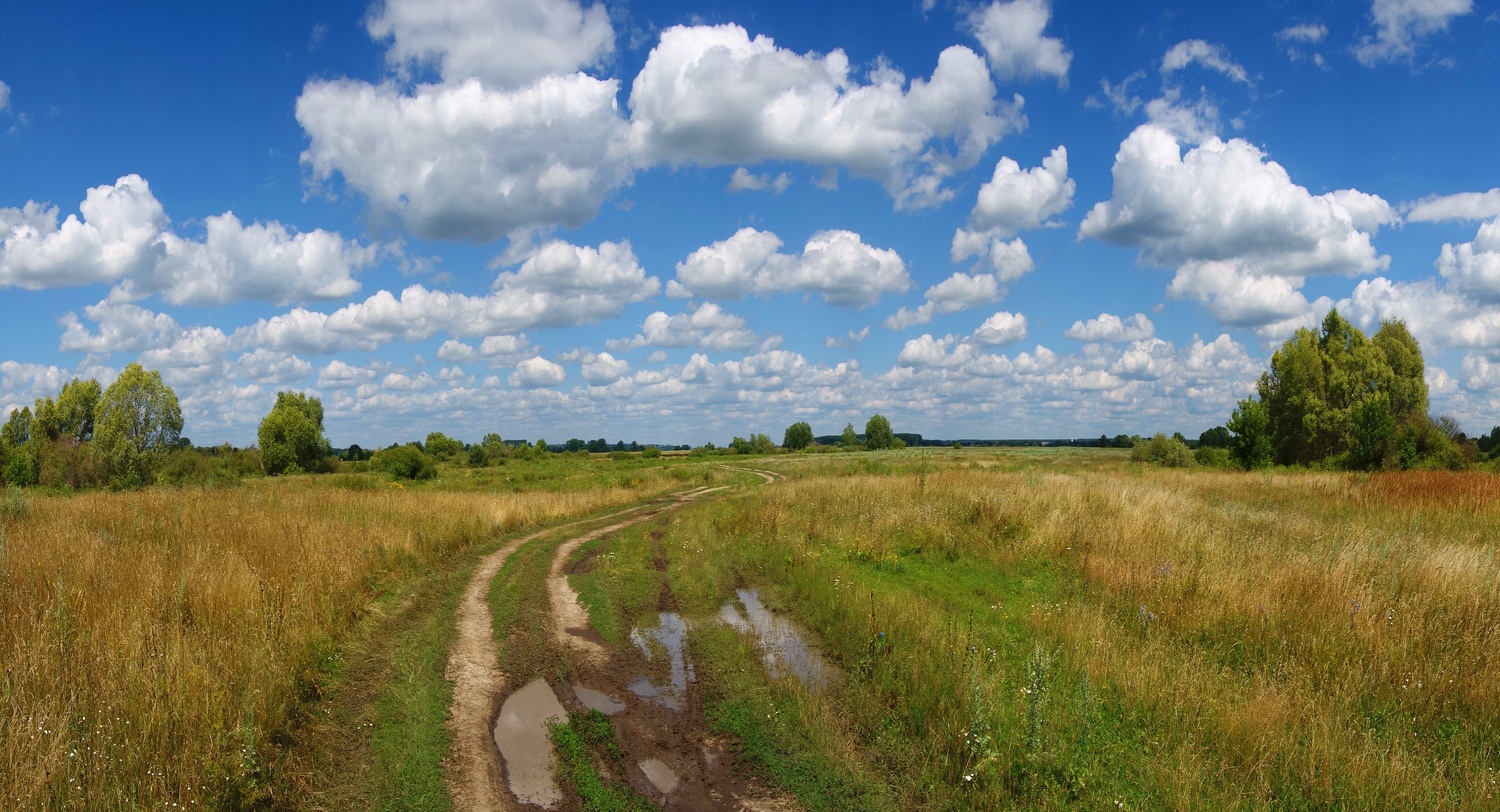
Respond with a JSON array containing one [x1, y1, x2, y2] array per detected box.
[[1079, 124, 1392, 332], [1065, 313, 1156, 343], [510, 355, 567, 388], [235, 239, 657, 355], [627, 23, 1022, 210], [1436, 218, 1500, 303], [297, 75, 630, 242], [608, 302, 760, 353], [366, 0, 614, 89], [668, 228, 908, 308], [1, 175, 376, 306], [965, 0, 1071, 85]]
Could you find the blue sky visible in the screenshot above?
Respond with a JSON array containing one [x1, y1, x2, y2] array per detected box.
[[2, 0, 1498, 447]]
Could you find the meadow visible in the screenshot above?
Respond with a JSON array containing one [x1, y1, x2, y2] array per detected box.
[[0, 456, 707, 811], [574, 449, 1500, 810], [5, 446, 1499, 811]]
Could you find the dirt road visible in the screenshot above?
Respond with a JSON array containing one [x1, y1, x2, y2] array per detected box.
[[444, 472, 779, 811]]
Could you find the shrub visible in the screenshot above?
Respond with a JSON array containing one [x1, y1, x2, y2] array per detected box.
[[373, 444, 438, 480], [1131, 434, 1195, 468], [0, 486, 32, 519], [1193, 445, 1232, 467], [641, 446, 662, 459]]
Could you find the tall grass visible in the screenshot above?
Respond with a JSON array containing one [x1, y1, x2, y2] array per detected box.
[[668, 457, 1500, 809], [0, 464, 691, 811]]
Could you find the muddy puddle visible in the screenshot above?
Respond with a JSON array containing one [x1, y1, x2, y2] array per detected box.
[[571, 684, 626, 715], [493, 678, 568, 808], [628, 612, 694, 710], [719, 588, 839, 693], [638, 758, 681, 794]]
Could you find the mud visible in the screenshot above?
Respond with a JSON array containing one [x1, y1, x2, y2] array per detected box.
[[446, 496, 679, 812], [548, 487, 725, 668], [719, 589, 839, 694], [455, 481, 794, 812], [492, 678, 568, 808]]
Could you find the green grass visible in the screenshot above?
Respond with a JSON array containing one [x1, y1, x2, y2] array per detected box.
[[547, 710, 656, 812], [366, 574, 460, 812], [691, 623, 896, 811]]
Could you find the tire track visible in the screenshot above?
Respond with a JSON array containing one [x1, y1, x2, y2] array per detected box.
[[445, 496, 686, 812], [445, 486, 730, 812]]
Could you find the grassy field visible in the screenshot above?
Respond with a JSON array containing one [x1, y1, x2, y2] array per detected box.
[[574, 448, 1500, 810], [6, 447, 1500, 810], [0, 457, 707, 811]]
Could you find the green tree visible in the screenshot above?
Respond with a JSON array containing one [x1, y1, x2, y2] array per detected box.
[[839, 423, 859, 448], [1348, 393, 1396, 471], [1198, 426, 1231, 448], [1258, 326, 1327, 465], [93, 363, 183, 488], [1227, 398, 1272, 470], [783, 421, 814, 451], [1248, 309, 1440, 469], [258, 391, 331, 476], [424, 431, 464, 458], [54, 378, 101, 442], [864, 414, 894, 450], [2, 406, 37, 486], [1372, 320, 1428, 421], [751, 433, 777, 454]]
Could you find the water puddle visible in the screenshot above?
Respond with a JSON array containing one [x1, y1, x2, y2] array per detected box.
[[718, 589, 839, 693], [638, 758, 680, 794], [628, 612, 693, 710], [571, 684, 626, 715], [493, 678, 567, 808]]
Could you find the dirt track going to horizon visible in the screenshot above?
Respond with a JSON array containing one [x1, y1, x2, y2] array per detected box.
[[444, 473, 779, 811]]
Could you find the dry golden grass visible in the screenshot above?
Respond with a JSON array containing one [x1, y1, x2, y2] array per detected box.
[[0, 471, 685, 811], [672, 453, 1500, 809]]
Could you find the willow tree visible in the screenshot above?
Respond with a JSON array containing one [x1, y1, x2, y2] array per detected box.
[[93, 364, 183, 488], [258, 391, 332, 476], [1234, 310, 1431, 470]]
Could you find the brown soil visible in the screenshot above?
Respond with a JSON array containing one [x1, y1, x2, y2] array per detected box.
[[567, 544, 602, 576]]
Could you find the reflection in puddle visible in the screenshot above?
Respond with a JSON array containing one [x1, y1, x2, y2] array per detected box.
[[628, 612, 693, 710], [571, 684, 626, 715], [493, 678, 567, 809], [719, 589, 839, 693], [638, 758, 680, 794]]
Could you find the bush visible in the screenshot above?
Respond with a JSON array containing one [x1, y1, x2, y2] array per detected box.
[[641, 446, 662, 459], [610, 451, 631, 461], [0, 486, 32, 519], [1193, 445, 1232, 467], [1131, 434, 1195, 468], [1393, 417, 1465, 471], [373, 444, 438, 480]]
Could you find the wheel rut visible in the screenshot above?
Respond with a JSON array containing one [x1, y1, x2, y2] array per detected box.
[[446, 483, 758, 812]]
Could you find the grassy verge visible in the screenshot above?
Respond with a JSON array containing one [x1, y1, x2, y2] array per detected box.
[[276, 538, 479, 811], [651, 458, 1500, 809], [548, 710, 656, 812], [691, 623, 895, 811]]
